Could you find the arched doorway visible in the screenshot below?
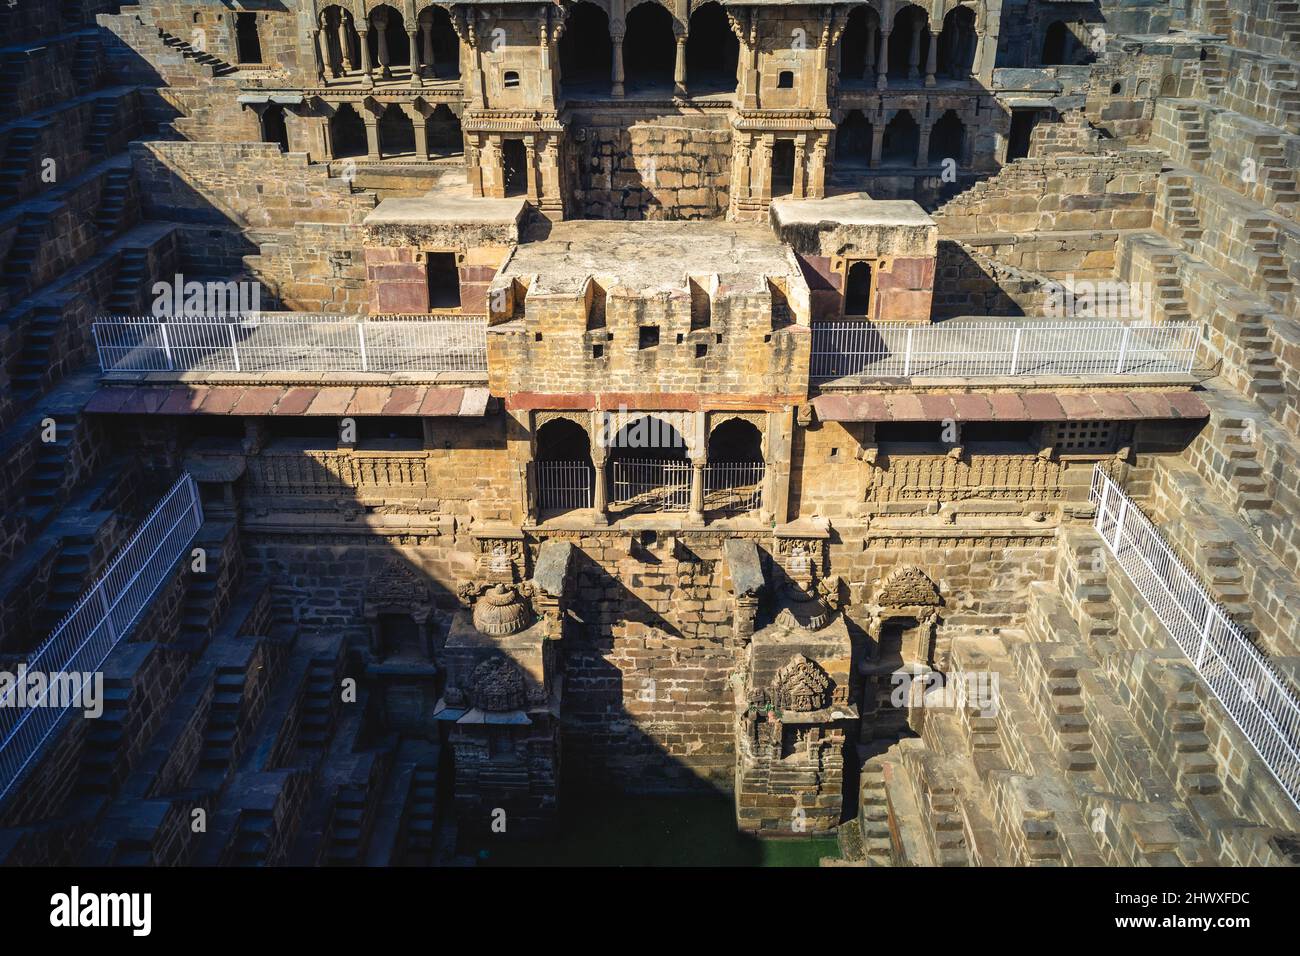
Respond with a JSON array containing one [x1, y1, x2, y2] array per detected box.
[[844, 260, 873, 315], [705, 418, 763, 514], [426, 103, 462, 157], [607, 415, 690, 514], [558, 2, 612, 93], [624, 2, 676, 93], [502, 139, 528, 196], [417, 5, 460, 79], [330, 103, 367, 158], [686, 2, 738, 95], [938, 6, 976, 79], [236, 12, 262, 64], [261, 104, 289, 152], [836, 109, 873, 167], [888, 5, 930, 81], [880, 110, 919, 166], [368, 4, 409, 77], [321, 6, 361, 76], [378, 103, 415, 157], [1042, 21, 1091, 65], [839, 5, 880, 82], [930, 109, 965, 165], [536, 419, 594, 515]]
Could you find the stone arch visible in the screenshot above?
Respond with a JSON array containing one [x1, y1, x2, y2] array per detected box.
[[887, 3, 930, 81], [377, 102, 415, 156], [835, 108, 873, 165], [1041, 20, 1093, 66], [686, 1, 738, 95], [624, 1, 677, 92], [607, 414, 689, 461], [839, 3, 881, 81], [707, 416, 763, 461], [329, 102, 368, 158], [880, 108, 919, 165], [426, 102, 463, 155], [559, 1, 612, 91], [415, 3, 461, 79], [367, 2, 409, 75], [260, 103, 289, 152], [937, 5, 975, 79], [535, 416, 593, 460], [929, 108, 965, 164], [867, 565, 942, 668]]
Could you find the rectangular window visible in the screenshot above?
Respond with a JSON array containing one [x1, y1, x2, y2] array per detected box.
[[426, 251, 461, 310]]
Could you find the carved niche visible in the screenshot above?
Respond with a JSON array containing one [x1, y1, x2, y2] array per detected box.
[[772, 654, 832, 713], [365, 559, 432, 619], [469, 656, 526, 712]]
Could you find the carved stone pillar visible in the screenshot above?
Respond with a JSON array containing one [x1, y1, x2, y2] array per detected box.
[[925, 29, 939, 87], [808, 139, 826, 199], [313, 27, 327, 83], [864, 21, 877, 79], [421, 20, 435, 77], [591, 446, 609, 524], [917, 121, 931, 167], [908, 16, 922, 79], [410, 103, 429, 158], [339, 12, 355, 72], [756, 136, 772, 202], [611, 26, 626, 97], [364, 113, 381, 159], [733, 138, 752, 203], [358, 29, 374, 86], [408, 30, 422, 86], [674, 33, 687, 96], [689, 458, 705, 523], [792, 137, 806, 199], [870, 121, 884, 166], [876, 28, 890, 89], [374, 13, 392, 78], [525, 138, 539, 200]]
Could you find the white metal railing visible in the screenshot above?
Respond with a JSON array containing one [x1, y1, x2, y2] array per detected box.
[[810, 321, 1200, 379], [1090, 465, 1300, 809], [611, 459, 690, 512], [704, 461, 764, 514], [92, 315, 488, 374], [0, 474, 203, 806], [537, 460, 593, 513]]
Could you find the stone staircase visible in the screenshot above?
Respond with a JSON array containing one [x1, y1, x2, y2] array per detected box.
[[94, 166, 132, 235], [156, 28, 238, 78], [2, 213, 50, 292], [84, 97, 119, 154], [104, 247, 149, 313], [10, 307, 62, 400], [1244, 218, 1293, 305], [198, 666, 246, 772], [0, 126, 42, 204], [1160, 175, 1204, 249], [25, 414, 77, 510]]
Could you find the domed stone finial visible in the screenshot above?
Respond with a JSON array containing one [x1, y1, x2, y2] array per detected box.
[[472, 583, 534, 636]]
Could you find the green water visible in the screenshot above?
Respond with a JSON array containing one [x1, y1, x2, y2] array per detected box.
[[467, 793, 841, 867]]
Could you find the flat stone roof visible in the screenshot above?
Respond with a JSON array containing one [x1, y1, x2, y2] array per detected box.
[[498, 221, 800, 296], [770, 197, 936, 230], [363, 195, 527, 227]]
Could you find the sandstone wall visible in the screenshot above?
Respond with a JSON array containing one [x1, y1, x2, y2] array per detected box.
[[567, 112, 732, 220]]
